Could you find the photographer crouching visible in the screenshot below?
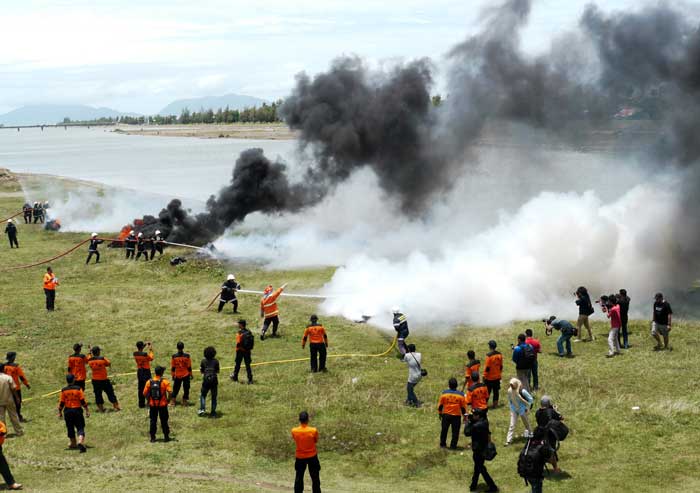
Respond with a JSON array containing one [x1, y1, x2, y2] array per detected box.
[[543, 317, 576, 357]]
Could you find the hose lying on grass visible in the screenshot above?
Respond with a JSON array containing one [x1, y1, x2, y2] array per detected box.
[[0, 211, 23, 223]]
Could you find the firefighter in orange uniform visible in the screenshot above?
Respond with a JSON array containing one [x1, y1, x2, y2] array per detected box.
[[3, 354, 29, 423], [143, 366, 171, 443], [437, 377, 467, 449], [483, 340, 503, 408], [87, 346, 120, 412], [43, 266, 59, 311], [463, 349, 480, 391], [466, 372, 489, 414], [291, 410, 321, 493], [57, 374, 90, 453], [134, 341, 154, 408], [302, 315, 328, 373], [67, 343, 88, 390], [260, 283, 287, 340], [170, 342, 192, 406]]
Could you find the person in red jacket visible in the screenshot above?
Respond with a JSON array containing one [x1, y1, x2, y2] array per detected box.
[[260, 283, 287, 340], [302, 315, 328, 373], [291, 411, 321, 493], [604, 294, 622, 357]]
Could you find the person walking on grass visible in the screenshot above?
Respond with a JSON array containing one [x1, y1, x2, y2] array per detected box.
[[574, 286, 595, 342], [463, 350, 480, 392], [524, 329, 541, 391], [0, 421, 22, 490], [87, 346, 121, 413], [57, 374, 89, 453], [483, 340, 503, 409], [232, 320, 254, 384], [512, 334, 534, 391], [85, 233, 103, 264], [133, 341, 154, 408], [544, 317, 576, 357], [618, 289, 631, 349], [0, 367, 21, 437], [143, 366, 171, 443], [302, 315, 328, 373], [43, 266, 59, 311], [652, 292, 673, 351], [470, 408, 498, 492], [402, 344, 422, 407], [67, 343, 88, 390], [292, 410, 321, 493], [437, 377, 467, 449], [603, 295, 622, 357], [4, 220, 18, 249], [3, 353, 29, 423], [260, 284, 287, 340], [505, 378, 533, 446], [170, 342, 192, 406], [199, 346, 220, 418]]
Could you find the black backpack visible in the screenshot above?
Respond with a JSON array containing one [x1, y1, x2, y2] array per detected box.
[[149, 379, 161, 401], [242, 330, 255, 351], [517, 439, 545, 481], [547, 419, 569, 442], [520, 344, 536, 369], [203, 361, 217, 384]]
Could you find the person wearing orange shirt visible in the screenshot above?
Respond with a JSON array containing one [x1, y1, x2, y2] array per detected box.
[[143, 366, 171, 443], [291, 411, 321, 493], [260, 283, 287, 340], [0, 421, 21, 490], [302, 315, 328, 373], [3, 354, 29, 423], [133, 341, 154, 408], [466, 372, 489, 414], [463, 350, 480, 391], [232, 320, 254, 384], [437, 377, 467, 449], [43, 266, 59, 311], [170, 342, 192, 406], [87, 346, 120, 413], [483, 340, 503, 409], [57, 374, 90, 453], [67, 343, 88, 390]]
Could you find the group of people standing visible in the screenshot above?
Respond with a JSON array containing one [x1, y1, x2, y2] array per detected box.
[[21, 202, 48, 224], [122, 230, 165, 261]]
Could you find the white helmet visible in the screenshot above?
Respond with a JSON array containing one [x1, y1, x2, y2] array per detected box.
[[138, 232, 143, 238], [155, 230, 161, 235], [91, 232, 98, 237], [392, 306, 401, 314], [227, 274, 235, 281], [7, 219, 12, 224], [129, 230, 134, 235]]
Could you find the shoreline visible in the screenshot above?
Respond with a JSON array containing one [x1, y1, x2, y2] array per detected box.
[[112, 122, 297, 140]]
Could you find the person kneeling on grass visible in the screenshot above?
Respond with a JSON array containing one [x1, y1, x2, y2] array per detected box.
[[143, 366, 171, 443], [291, 411, 321, 493], [58, 374, 89, 453], [0, 421, 21, 490]]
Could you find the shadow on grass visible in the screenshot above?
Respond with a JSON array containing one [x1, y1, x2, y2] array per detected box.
[[546, 470, 573, 481]]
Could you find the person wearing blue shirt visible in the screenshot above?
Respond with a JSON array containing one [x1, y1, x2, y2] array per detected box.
[[545, 316, 576, 357]]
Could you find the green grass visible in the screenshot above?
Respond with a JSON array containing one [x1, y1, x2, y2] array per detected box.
[[1, 180, 700, 492]]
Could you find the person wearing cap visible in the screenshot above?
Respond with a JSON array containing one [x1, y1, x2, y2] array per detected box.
[[535, 396, 563, 472], [218, 274, 242, 313], [170, 342, 192, 406], [143, 366, 171, 443], [135, 232, 149, 261], [505, 377, 533, 446], [524, 329, 541, 391], [57, 373, 89, 453], [302, 315, 328, 373], [232, 320, 254, 384], [43, 266, 59, 311], [437, 377, 467, 449], [463, 350, 480, 391], [134, 341, 154, 408], [466, 372, 489, 414], [150, 229, 164, 260], [85, 233, 103, 264], [87, 346, 120, 413], [260, 283, 287, 340], [3, 354, 29, 423], [392, 307, 409, 356], [0, 366, 22, 437], [402, 344, 422, 407], [291, 410, 321, 493], [470, 407, 498, 492], [67, 344, 88, 390], [0, 419, 22, 490], [124, 231, 136, 259], [4, 220, 18, 249], [483, 340, 503, 408], [544, 316, 576, 357], [652, 292, 673, 350]]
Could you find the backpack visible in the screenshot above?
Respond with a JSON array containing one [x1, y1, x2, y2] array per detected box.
[[149, 379, 161, 401], [242, 330, 255, 351], [547, 419, 569, 442], [520, 344, 536, 369], [517, 439, 545, 481], [203, 361, 217, 384]]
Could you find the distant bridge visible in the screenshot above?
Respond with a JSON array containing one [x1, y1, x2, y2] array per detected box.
[[0, 122, 117, 131]]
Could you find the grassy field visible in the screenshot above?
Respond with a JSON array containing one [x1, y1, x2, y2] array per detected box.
[[0, 175, 699, 492]]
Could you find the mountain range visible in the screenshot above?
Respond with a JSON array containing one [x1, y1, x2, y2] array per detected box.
[[0, 104, 138, 126], [158, 93, 267, 115]]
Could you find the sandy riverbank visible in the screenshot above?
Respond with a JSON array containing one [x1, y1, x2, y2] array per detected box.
[[113, 123, 297, 140]]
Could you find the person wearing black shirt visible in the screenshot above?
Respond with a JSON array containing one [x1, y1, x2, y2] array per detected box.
[[617, 289, 631, 349], [651, 292, 673, 350], [469, 409, 498, 492], [198, 346, 220, 418], [218, 274, 241, 313], [86, 233, 103, 264], [574, 286, 594, 342], [4, 221, 18, 249], [535, 395, 563, 473]]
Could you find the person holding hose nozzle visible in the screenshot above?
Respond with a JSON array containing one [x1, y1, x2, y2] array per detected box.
[[150, 230, 164, 259], [302, 315, 328, 373], [218, 274, 241, 313], [135, 232, 149, 261], [260, 283, 287, 340], [392, 307, 409, 356], [134, 341, 155, 408], [86, 233, 103, 264], [124, 230, 136, 259]]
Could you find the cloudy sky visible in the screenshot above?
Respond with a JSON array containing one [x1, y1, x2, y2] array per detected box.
[[0, 0, 642, 115]]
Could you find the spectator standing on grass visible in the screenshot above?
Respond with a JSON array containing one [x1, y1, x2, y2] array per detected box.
[[87, 346, 121, 413], [402, 344, 422, 407], [57, 374, 89, 453], [544, 317, 575, 357], [463, 350, 480, 391], [603, 295, 622, 357], [43, 266, 59, 311], [0, 367, 21, 437], [3, 353, 29, 423], [437, 377, 466, 449], [535, 396, 563, 473], [198, 346, 220, 418], [483, 340, 503, 408], [133, 341, 154, 408], [232, 320, 254, 384], [652, 292, 673, 351], [0, 421, 22, 490], [291, 411, 321, 493], [512, 334, 534, 392], [574, 286, 595, 341], [524, 329, 541, 391], [467, 372, 489, 414], [618, 289, 631, 349], [470, 408, 498, 492], [302, 315, 328, 373], [169, 342, 192, 406], [4, 220, 18, 249], [67, 344, 88, 390], [505, 378, 533, 446], [518, 426, 554, 493], [143, 366, 171, 443]]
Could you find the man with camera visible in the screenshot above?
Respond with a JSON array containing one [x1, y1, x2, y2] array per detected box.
[[544, 317, 576, 357]]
